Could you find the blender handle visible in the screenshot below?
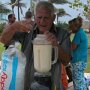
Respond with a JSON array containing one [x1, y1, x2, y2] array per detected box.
[[52, 46, 58, 65]]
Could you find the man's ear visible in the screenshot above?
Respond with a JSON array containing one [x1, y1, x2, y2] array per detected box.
[[53, 14, 56, 21]]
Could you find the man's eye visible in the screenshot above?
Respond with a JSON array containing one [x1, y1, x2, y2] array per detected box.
[[45, 17, 49, 19], [38, 17, 42, 19]]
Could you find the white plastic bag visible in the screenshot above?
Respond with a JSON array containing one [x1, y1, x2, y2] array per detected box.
[[0, 45, 26, 90]]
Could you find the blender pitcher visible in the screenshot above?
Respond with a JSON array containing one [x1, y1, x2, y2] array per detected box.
[[33, 34, 58, 73]]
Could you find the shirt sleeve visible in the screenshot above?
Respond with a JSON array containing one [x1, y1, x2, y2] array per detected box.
[[61, 31, 71, 55], [12, 32, 27, 43]]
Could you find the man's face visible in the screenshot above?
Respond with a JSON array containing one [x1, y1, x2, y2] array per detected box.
[[35, 7, 55, 32], [9, 14, 16, 23]]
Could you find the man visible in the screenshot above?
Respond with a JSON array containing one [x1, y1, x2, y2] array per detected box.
[[0, 1, 71, 90], [4, 13, 16, 49], [25, 9, 32, 19], [4, 14, 16, 28], [24, 9, 35, 32]]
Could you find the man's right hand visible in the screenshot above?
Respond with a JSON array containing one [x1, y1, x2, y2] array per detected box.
[[0, 21, 32, 44]]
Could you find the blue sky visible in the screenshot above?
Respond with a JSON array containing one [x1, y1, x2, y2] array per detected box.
[[1, 0, 87, 23]]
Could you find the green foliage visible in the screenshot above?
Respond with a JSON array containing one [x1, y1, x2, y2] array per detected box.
[[0, 23, 5, 33], [10, 0, 16, 4], [0, 43, 5, 60], [85, 49, 90, 73], [0, 3, 11, 14], [0, 9, 11, 14], [69, 0, 90, 16], [88, 35, 90, 48], [49, 0, 68, 4], [55, 22, 69, 30]]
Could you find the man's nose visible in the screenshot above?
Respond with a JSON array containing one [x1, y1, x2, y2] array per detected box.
[[14, 17, 16, 19], [40, 18, 46, 24]]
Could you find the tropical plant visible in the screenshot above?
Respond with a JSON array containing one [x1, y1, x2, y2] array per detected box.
[[0, 2, 11, 23], [30, 0, 35, 15], [0, 23, 6, 34], [48, 0, 68, 4], [55, 8, 71, 23], [10, 0, 16, 13], [0, 3, 11, 14], [48, 0, 70, 23], [69, 0, 90, 17], [8, 0, 26, 20], [56, 22, 69, 30]]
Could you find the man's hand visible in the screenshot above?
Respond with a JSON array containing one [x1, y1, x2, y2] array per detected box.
[[0, 20, 33, 44], [44, 31, 58, 46], [44, 31, 71, 66], [18, 20, 34, 32]]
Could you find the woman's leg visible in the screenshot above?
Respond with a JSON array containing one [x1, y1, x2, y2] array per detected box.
[[72, 61, 87, 90]]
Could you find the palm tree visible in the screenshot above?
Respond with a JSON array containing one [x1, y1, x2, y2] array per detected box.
[[48, 0, 68, 4], [8, 0, 26, 20], [56, 8, 71, 23], [10, 0, 16, 13], [0, 3, 11, 22], [0, 3, 11, 14], [48, 0, 70, 23]]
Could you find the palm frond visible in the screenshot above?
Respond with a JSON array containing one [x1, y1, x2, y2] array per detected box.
[[1, 18, 8, 21], [19, 6, 23, 15], [49, 0, 68, 4], [8, 2, 26, 8], [11, 0, 16, 3], [0, 4, 11, 13], [15, 3, 26, 8], [57, 8, 71, 17]]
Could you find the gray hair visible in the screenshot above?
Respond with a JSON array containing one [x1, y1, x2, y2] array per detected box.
[[34, 1, 55, 15]]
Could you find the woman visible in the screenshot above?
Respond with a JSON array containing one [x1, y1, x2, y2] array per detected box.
[[69, 17, 88, 90]]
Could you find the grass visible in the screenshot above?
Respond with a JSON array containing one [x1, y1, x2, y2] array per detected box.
[[0, 43, 5, 60], [88, 35, 90, 48], [0, 34, 90, 72], [85, 49, 90, 73], [84, 34, 90, 73]]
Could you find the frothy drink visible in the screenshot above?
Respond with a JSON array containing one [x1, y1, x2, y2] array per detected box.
[[33, 44, 52, 73]]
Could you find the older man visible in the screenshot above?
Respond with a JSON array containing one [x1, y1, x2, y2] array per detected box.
[[0, 1, 71, 90]]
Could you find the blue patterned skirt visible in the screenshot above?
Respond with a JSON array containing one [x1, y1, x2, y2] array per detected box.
[[71, 61, 87, 90]]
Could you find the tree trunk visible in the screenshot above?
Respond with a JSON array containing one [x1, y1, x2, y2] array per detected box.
[[18, 0, 20, 21]]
